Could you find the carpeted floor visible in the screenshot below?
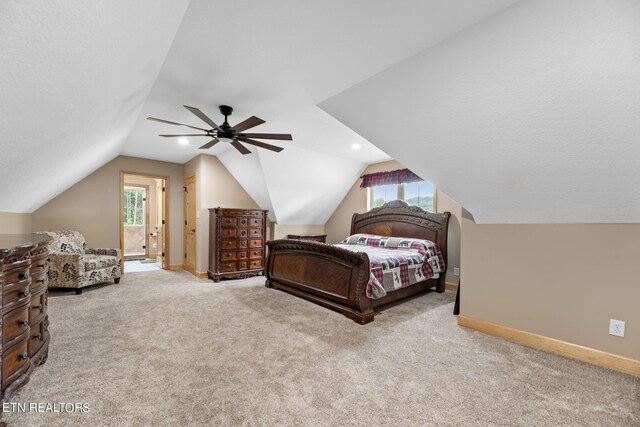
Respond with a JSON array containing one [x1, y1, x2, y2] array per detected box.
[[3, 270, 639, 426]]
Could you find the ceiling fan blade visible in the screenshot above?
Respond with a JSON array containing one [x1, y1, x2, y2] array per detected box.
[[183, 105, 221, 130], [239, 137, 284, 153], [230, 140, 251, 155], [231, 116, 265, 133], [240, 133, 293, 141], [147, 117, 209, 132], [159, 134, 211, 137], [199, 138, 220, 149]]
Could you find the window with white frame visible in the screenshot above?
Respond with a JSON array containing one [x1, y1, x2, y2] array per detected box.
[[361, 168, 436, 212], [368, 181, 436, 212], [403, 181, 436, 211]]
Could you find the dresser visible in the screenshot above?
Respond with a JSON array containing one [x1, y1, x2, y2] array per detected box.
[[208, 208, 268, 282], [287, 234, 327, 243], [0, 234, 51, 403]]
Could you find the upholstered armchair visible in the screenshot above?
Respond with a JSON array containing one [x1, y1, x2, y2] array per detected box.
[[37, 231, 121, 294]]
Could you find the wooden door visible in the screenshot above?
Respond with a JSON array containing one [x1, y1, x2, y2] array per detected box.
[[184, 174, 196, 274]]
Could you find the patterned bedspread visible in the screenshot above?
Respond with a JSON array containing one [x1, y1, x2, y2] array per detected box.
[[336, 234, 445, 299]]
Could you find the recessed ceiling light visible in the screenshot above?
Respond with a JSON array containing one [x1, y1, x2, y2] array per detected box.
[[178, 137, 189, 145], [351, 143, 361, 150]]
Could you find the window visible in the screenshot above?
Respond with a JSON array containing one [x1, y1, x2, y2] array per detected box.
[[123, 188, 145, 225], [368, 181, 436, 212], [361, 168, 436, 212], [403, 181, 435, 212], [370, 184, 398, 208]]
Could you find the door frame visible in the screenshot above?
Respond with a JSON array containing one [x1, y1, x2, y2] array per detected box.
[[183, 172, 197, 275], [120, 171, 171, 273]]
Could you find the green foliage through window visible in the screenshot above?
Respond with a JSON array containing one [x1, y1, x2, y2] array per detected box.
[[123, 189, 145, 225]]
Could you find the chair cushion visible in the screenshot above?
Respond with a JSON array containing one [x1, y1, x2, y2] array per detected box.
[[84, 254, 119, 271]]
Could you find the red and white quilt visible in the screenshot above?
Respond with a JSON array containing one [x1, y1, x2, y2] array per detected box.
[[336, 234, 445, 299]]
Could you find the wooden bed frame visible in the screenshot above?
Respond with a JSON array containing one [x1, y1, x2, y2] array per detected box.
[[265, 201, 450, 324]]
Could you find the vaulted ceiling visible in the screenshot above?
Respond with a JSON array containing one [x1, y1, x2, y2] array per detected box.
[[7, 0, 638, 224], [320, 0, 640, 223], [0, 0, 519, 224], [0, 0, 191, 213]]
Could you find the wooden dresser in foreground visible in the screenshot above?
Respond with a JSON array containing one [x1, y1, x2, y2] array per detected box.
[[286, 234, 327, 243], [0, 234, 51, 402], [208, 208, 269, 282]]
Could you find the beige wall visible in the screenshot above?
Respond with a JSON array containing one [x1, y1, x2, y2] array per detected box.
[[324, 160, 462, 283], [461, 217, 640, 360], [273, 224, 326, 240], [325, 160, 401, 245], [32, 156, 184, 267], [436, 191, 462, 285], [184, 154, 260, 273], [0, 212, 32, 234]]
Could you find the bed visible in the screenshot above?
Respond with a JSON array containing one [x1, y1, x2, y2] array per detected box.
[[265, 200, 450, 324]]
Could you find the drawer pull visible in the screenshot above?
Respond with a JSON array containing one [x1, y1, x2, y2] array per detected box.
[[19, 291, 30, 298], [37, 264, 46, 269], [19, 272, 29, 280], [19, 353, 28, 361], [36, 304, 43, 311], [19, 320, 29, 327], [33, 334, 42, 340], [36, 279, 45, 284]]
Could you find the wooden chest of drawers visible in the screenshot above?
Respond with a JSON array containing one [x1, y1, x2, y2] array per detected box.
[[0, 235, 51, 403], [208, 208, 269, 282]]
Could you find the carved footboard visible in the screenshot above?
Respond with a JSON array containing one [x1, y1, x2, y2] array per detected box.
[[265, 240, 375, 324]]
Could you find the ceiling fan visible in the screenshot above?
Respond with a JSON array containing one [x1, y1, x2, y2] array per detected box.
[[147, 105, 292, 154]]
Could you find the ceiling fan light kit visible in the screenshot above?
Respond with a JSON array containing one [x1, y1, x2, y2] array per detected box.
[[147, 105, 293, 155]]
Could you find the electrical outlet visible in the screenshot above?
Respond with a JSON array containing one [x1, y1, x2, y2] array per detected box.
[[453, 267, 460, 276], [609, 319, 625, 337]]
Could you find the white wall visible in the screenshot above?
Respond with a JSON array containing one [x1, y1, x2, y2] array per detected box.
[[320, 0, 640, 224], [321, 1, 640, 360]]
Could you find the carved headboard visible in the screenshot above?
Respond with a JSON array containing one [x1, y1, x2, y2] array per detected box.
[[350, 200, 450, 262]]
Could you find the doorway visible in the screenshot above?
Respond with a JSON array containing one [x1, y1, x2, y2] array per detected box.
[[123, 184, 149, 259], [120, 172, 170, 272], [183, 173, 196, 275]]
